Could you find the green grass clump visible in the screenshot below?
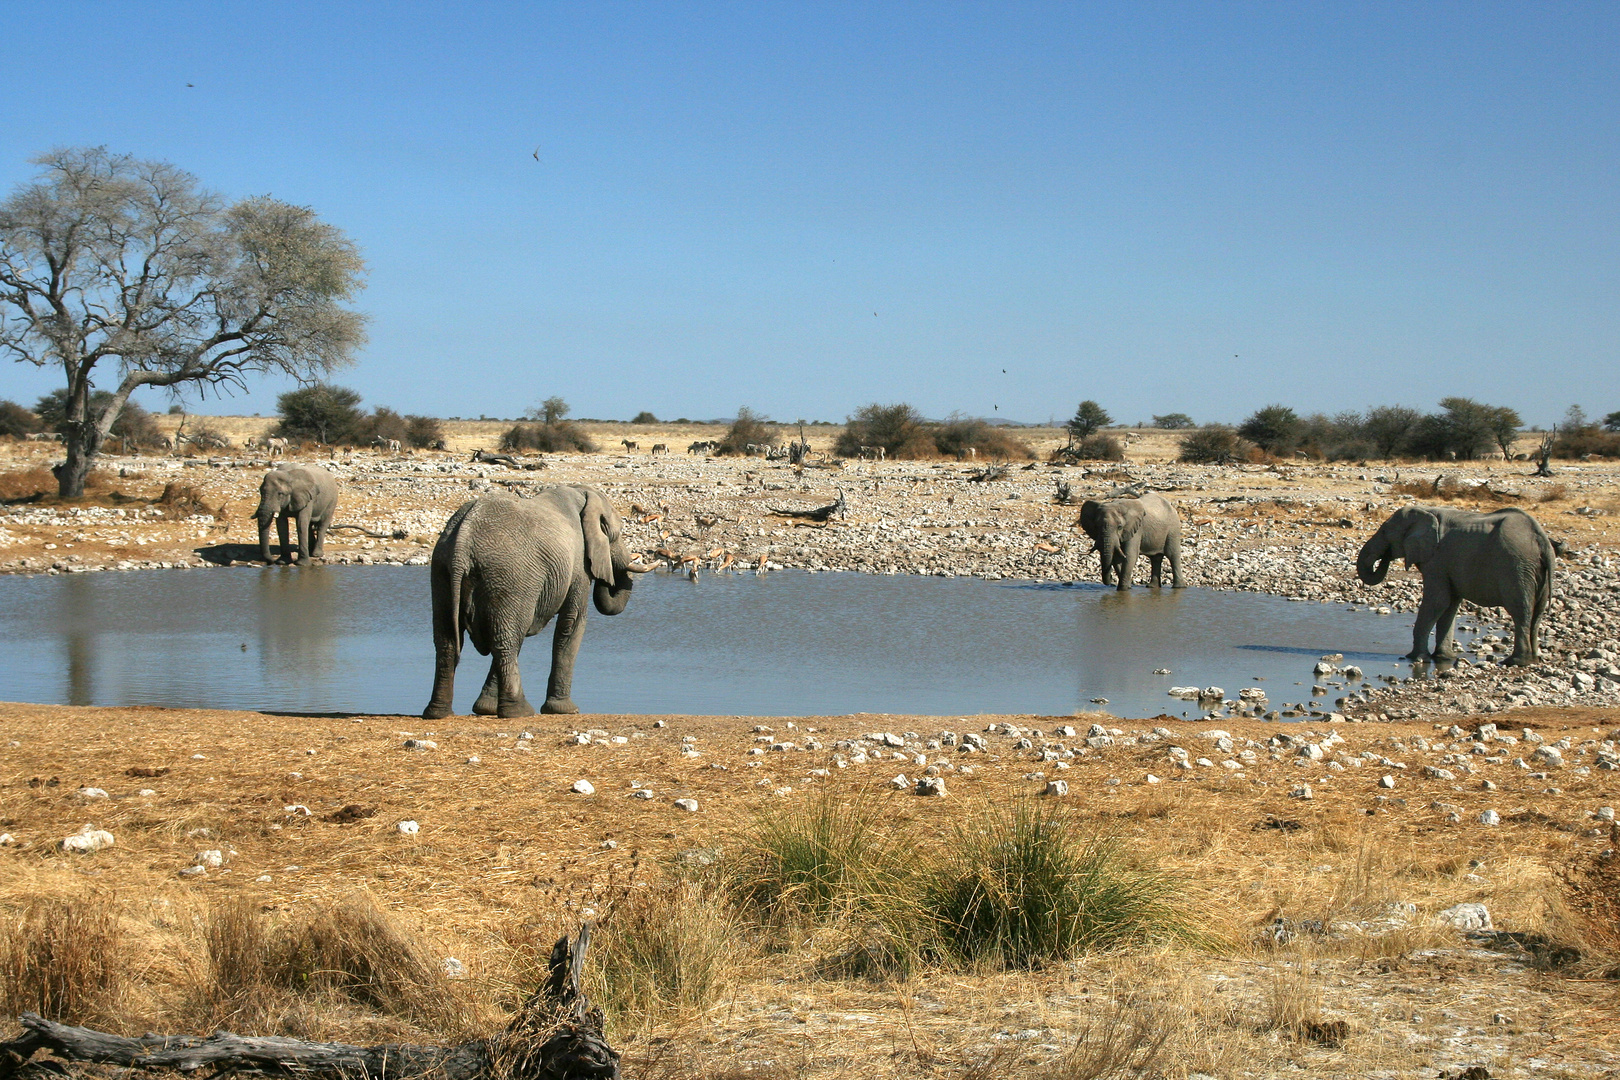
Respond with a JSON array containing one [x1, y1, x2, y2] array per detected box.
[[925, 801, 1192, 968], [589, 880, 737, 1027], [727, 789, 899, 923]]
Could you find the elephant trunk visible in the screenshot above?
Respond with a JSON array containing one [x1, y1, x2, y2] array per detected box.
[[257, 514, 274, 563], [1097, 526, 1118, 585], [1356, 534, 1392, 585], [593, 567, 634, 616]]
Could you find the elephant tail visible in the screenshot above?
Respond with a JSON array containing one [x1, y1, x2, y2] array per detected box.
[[1534, 530, 1556, 632]]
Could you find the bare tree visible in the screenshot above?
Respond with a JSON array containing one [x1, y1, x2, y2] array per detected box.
[[0, 147, 367, 496]]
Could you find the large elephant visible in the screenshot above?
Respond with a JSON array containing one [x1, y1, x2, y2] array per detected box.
[[253, 464, 338, 565], [1077, 492, 1185, 590], [422, 486, 658, 719], [1356, 505, 1555, 666]]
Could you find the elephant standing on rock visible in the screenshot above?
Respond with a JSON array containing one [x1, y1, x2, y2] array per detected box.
[[1077, 492, 1185, 590], [1356, 505, 1555, 667], [422, 486, 658, 720], [254, 464, 338, 565]]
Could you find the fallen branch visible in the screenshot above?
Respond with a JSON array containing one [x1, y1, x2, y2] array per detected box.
[[326, 524, 409, 540], [0, 927, 618, 1080], [767, 490, 846, 522]]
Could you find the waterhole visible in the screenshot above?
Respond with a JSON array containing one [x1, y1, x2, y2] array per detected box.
[[0, 567, 1464, 717]]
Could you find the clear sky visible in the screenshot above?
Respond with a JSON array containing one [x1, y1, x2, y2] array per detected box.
[[1, 2, 1615, 427]]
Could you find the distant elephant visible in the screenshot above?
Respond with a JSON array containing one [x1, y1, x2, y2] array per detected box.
[[253, 464, 338, 564], [422, 485, 658, 719], [1356, 505, 1555, 666], [1077, 492, 1185, 590]]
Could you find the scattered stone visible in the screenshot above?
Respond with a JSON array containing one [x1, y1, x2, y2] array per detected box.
[[403, 738, 437, 750], [193, 849, 225, 868], [1437, 902, 1493, 931], [1478, 810, 1501, 826], [890, 774, 910, 790], [59, 827, 114, 853], [1379, 775, 1396, 789], [1290, 784, 1314, 800], [77, 787, 109, 800], [177, 865, 206, 877], [673, 798, 700, 812], [1042, 779, 1069, 797], [571, 780, 595, 795], [442, 957, 466, 978], [915, 776, 947, 797], [632, 789, 655, 800], [396, 820, 420, 834]]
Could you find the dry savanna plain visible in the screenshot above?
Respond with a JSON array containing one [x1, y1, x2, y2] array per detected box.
[[2, 420, 1619, 1080]]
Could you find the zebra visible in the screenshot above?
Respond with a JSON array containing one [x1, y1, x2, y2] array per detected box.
[[650, 443, 668, 455], [622, 439, 638, 451]]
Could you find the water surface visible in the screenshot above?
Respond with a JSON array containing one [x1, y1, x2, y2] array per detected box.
[[0, 567, 1446, 717]]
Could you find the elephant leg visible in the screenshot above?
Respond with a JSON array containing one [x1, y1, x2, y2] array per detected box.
[[1117, 538, 1141, 591], [1505, 593, 1537, 667], [472, 661, 504, 716], [423, 577, 461, 719], [1432, 597, 1463, 662], [541, 584, 588, 714], [488, 645, 536, 718], [276, 515, 294, 565], [1167, 537, 1186, 588], [1407, 586, 1446, 661], [309, 518, 327, 558], [1148, 553, 1164, 588], [294, 507, 313, 563]]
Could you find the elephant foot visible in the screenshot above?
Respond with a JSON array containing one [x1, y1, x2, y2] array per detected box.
[[499, 699, 538, 719], [1506, 654, 1534, 668], [422, 702, 453, 720], [471, 694, 500, 716], [541, 697, 579, 715]]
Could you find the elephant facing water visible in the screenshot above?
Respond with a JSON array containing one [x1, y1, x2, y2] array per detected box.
[[253, 465, 338, 564], [422, 486, 657, 720], [1077, 492, 1185, 590], [1356, 505, 1555, 666]]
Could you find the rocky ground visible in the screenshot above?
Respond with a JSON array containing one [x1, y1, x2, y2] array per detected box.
[[1, 701, 1617, 1078], [2, 427, 1617, 722]]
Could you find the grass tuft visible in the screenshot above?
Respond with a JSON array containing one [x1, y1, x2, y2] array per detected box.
[[588, 879, 738, 1030], [0, 894, 124, 1025], [925, 801, 1195, 968], [726, 788, 899, 924]]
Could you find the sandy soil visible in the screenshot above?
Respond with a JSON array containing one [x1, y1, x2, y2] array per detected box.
[[1, 701, 1617, 1078]]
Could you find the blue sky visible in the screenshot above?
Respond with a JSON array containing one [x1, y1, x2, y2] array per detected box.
[[1, 2, 1615, 426]]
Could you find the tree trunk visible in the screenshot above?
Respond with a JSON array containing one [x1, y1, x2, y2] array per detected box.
[[55, 427, 98, 498], [0, 928, 618, 1080]]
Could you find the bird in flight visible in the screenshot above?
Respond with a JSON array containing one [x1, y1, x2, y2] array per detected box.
[[186, 83, 194, 87], [532, 148, 541, 162]]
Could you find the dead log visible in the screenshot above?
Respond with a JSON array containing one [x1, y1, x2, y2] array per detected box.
[[0, 927, 617, 1080], [767, 489, 846, 522], [471, 450, 523, 469]]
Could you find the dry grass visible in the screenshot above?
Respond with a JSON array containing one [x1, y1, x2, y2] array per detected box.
[[586, 879, 739, 1032], [0, 894, 125, 1025], [0, 466, 56, 502]]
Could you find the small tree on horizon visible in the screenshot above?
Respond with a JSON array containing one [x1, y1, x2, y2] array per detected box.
[[1237, 404, 1303, 456], [529, 396, 571, 426], [1604, 410, 1620, 432], [0, 147, 367, 495], [631, 410, 658, 424], [275, 384, 363, 444], [1066, 400, 1112, 443], [1151, 412, 1194, 429]]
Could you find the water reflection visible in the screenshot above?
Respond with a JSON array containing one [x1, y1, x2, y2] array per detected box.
[[0, 567, 1458, 717]]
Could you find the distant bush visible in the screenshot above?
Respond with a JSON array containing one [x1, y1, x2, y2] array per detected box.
[[1550, 426, 1620, 459], [500, 420, 596, 452], [933, 414, 1032, 460], [1178, 424, 1252, 464], [1060, 433, 1125, 461], [1362, 405, 1423, 459], [35, 389, 163, 447], [1065, 400, 1112, 441], [0, 400, 42, 439], [1237, 404, 1303, 456], [631, 410, 658, 424], [716, 407, 780, 455], [403, 415, 444, 449], [352, 407, 408, 447], [1152, 412, 1195, 429], [835, 402, 931, 458], [274, 385, 364, 445]]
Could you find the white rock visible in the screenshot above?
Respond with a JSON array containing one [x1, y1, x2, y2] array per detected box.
[[1437, 902, 1493, 931], [178, 864, 207, 877], [1144, 774, 1161, 784], [571, 779, 595, 795], [889, 774, 911, 790], [77, 787, 109, 799], [194, 849, 225, 868], [915, 776, 947, 797], [1042, 779, 1069, 797], [466, 755, 481, 764], [1290, 784, 1314, 800], [396, 820, 420, 835], [284, 804, 311, 816], [1597, 807, 1616, 821], [0, 834, 17, 846], [1379, 775, 1396, 789], [443, 957, 467, 978], [1478, 810, 1501, 825], [403, 738, 438, 750], [59, 827, 114, 853], [1297, 744, 1324, 761], [673, 798, 700, 812], [632, 789, 655, 800]]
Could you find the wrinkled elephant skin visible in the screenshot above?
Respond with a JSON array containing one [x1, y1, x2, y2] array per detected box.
[[1356, 505, 1555, 666], [253, 465, 339, 565], [422, 485, 656, 720], [1077, 492, 1185, 590]]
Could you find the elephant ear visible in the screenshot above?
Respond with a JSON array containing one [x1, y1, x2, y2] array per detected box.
[[1118, 501, 1147, 540], [578, 486, 621, 585], [1401, 509, 1441, 567], [1078, 501, 1100, 533]]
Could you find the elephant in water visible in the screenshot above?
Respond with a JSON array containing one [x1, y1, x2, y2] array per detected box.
[[253, 464, 338, 564], [422, 485, 658, 719], [1356, 505, 1555, 666], [1077, 492, 1185, 590]]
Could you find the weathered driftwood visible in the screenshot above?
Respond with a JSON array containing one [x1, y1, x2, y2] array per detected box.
[[0, 928, 618, 1080], [767, 489, 846, 522]]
